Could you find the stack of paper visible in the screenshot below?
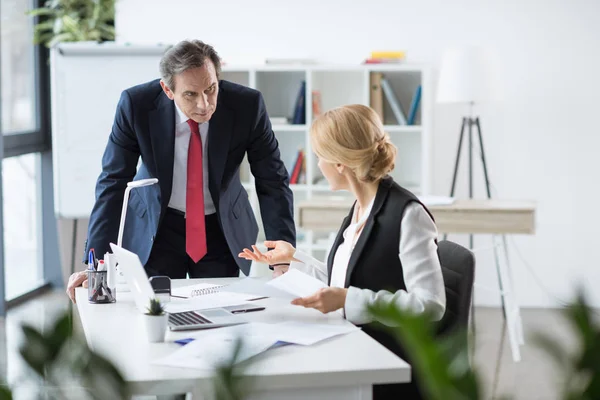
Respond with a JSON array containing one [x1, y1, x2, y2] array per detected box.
[[153, 322, 359, 370]]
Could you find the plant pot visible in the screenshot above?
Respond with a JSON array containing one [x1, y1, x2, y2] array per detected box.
[[144, 314, 168, 343]]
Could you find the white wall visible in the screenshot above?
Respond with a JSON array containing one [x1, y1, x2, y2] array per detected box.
[[115, 0, 600, 308]]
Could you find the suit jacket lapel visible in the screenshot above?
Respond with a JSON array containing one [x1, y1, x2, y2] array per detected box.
[[327, 209, 353, 285], [343, 177, 393, 288], [207, 93, 233, 200], [149, 92, 176, 211]]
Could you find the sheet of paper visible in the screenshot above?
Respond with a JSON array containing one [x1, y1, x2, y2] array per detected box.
[[182, 321, 359, 346], [154, 322, 359, 370], [272, 321, 360, 345], [164, 292, 253, 313], [266, 268, 328, 298], [171, 282, 222, 298], [221, 277, 297, 300], [154, 326, 279, 369]]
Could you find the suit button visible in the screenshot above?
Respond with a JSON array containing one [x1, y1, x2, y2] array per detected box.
[[151, 235, 155, 242]]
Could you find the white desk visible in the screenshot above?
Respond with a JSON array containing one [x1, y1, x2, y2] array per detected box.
[[75, 278, 410, 399]]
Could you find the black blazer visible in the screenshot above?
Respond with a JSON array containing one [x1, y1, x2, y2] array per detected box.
[[84, 79, 296, 275], [327, 176, 436, 362]]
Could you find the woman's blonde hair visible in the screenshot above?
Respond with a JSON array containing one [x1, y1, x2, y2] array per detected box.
[[310, 104, 397, 182]]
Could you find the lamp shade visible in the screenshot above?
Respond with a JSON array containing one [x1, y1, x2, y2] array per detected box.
[[436, 46, 501, 104]]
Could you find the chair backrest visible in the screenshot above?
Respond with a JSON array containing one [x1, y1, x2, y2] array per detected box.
[[435, 240, 475, 338]]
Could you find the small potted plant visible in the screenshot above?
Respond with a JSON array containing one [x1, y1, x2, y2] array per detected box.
[[144, 298, 167, 343]]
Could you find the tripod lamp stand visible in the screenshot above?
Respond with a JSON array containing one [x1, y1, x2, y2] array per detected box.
[[437, 46, 524, 362]]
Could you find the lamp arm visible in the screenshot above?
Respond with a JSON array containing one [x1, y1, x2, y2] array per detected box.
[[117, 186, 132, 248]]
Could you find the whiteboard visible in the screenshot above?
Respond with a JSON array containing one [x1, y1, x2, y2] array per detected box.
[[50, 43, 169, 218]]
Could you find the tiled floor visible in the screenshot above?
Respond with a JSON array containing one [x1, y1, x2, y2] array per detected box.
[[0, 290, 592, 399]]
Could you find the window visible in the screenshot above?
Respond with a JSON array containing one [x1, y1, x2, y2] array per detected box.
[[3, 153, 43, 300], [1, 0, 38, 135]]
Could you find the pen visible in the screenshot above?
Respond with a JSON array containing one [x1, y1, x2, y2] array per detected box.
[[91, 248, 99, 270], [88, 249, 95, 270]]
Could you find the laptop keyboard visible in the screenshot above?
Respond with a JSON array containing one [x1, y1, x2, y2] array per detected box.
[[169, 311, 212, 326]]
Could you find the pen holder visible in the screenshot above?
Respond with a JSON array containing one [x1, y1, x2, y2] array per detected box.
[[88, 270, 116, 304]]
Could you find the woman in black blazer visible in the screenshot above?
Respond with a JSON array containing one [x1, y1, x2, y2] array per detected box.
[[240, 104, 446, 399]]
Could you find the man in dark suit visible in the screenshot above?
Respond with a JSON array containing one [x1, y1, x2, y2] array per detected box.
[[66, 40, 295, 301]]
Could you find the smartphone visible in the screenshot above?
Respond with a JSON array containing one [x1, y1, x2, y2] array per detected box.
[[148, 276, 171, 295]]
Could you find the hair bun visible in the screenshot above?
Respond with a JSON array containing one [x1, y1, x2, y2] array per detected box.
[[367, 135, 397, 182]]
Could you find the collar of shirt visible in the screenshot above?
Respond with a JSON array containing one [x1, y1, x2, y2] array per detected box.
[[342, 197, 375, 242], [174, 102, 188, 125], [173, 102, 209, 130]]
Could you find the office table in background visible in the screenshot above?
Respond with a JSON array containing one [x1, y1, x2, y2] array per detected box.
[[75, 278, 410, 400], [298, 198, 536, 234]]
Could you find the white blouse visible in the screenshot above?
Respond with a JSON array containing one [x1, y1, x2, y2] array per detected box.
[[290, 200, 446, 326]]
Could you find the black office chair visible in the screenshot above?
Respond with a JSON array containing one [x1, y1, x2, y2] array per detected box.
[[435, 240, 476, 343]]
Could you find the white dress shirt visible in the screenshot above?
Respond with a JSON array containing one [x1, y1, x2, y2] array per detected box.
[[290, 200, 446, 326], [168, 103, 216, 215]]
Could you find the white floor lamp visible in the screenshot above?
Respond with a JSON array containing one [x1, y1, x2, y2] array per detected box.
[[436, 46, 524, 362]]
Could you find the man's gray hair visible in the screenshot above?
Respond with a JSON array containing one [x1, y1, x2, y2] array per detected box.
[[159, 40, 222, 91]]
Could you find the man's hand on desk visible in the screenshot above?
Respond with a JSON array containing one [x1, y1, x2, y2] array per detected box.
[[292, 287, 348, 314], [66, 270, 88, 303]]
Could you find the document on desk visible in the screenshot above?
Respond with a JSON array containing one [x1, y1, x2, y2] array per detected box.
[[164, 292, 254, 314], [171, 282, 223, 298], [271, 321, 360, 345], [154, 322, 360, 369], [266, 268, 328, 298], [154, 325, 279, 370], [223, 269, 327, 300]]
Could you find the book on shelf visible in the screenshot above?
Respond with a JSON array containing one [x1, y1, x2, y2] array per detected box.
[[292, 80, 306, 124], [380, 76, 407, 125], [369, 72, 384, 123], [290, 149, 305, 184], [363, 50, 406, 64], [407, 85, 422, 126]]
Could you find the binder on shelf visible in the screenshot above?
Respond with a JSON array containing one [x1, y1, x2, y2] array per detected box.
[[292, 81, 306, 124], [369, 72, 384, 122], [290, 149, 305, 184], [407, 85, 422, 125], [380, 77, 407, 125]]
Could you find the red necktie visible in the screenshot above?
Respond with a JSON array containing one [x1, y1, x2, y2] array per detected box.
[[186, 119, 207, 263]]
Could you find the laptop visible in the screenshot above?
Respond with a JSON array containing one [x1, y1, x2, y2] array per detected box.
[[109, 243, 249, 331]]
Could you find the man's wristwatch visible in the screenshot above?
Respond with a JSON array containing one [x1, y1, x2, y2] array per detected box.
[[269, 263, 290, 271]]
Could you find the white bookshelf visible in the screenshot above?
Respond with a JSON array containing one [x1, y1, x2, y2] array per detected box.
[[222, 64, 432, 256]]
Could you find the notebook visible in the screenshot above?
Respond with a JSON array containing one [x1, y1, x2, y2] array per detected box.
[[171, 283, 226, 299]]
